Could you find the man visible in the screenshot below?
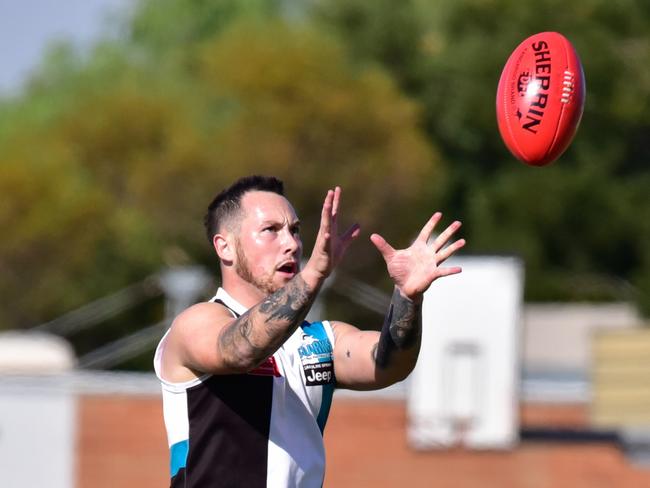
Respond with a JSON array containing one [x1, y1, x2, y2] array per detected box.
[[154, 175, 465, 487]]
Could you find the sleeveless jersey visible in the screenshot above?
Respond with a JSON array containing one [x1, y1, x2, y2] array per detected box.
[[153, 287, 336, 487]]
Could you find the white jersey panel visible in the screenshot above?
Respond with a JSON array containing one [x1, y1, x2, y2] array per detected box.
[[154, 287, 336, 487]]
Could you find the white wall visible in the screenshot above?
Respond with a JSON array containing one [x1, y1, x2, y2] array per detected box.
[[407, 256, 524, 450], [0, 386, 76, 488]]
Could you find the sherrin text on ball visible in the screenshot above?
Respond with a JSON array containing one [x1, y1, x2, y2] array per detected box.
[[496, 31, 586, 166]]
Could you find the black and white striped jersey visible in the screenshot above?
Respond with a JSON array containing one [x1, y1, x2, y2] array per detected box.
[[154, 287, 336, 487]]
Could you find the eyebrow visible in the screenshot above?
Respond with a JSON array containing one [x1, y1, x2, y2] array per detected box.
[[260, 219, 301, 227]]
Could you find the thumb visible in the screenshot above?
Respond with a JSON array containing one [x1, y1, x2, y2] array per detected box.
[[370, 233, 395, 261]]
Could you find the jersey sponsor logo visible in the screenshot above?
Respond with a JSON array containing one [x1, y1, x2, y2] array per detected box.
[[298, 333, 334, 386], [304, 362, 333, 385], [298, 334, 333, 357]]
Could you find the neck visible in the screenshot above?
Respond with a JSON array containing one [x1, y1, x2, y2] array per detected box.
[[220, 269, 267, 309]]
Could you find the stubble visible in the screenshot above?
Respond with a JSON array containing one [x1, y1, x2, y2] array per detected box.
[[234, 239, 278, 296]]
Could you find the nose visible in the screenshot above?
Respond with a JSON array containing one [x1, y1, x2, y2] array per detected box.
[[281, 228, 301, 255]]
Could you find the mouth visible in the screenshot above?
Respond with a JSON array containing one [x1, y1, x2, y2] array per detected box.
[[276, 261, 298, 277]]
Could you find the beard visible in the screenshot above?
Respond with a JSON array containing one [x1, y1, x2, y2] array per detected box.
[[234, 242, 278, 296]]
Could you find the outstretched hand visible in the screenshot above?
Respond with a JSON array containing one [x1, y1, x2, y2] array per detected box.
[[303, 187, 361, 286], [370, 212, 466, 301]]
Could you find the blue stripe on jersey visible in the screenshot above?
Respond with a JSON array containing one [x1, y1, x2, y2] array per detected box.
[[317, 382, 334, 433], [170, 439, 189, 476], [300, 321, 335, 433]]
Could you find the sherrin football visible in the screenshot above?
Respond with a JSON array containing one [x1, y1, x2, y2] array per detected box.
[[496, 32, 586, 166]]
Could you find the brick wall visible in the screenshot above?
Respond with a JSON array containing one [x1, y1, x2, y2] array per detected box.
[[76, 396, 650, 487], [77, 396, 168, 488]]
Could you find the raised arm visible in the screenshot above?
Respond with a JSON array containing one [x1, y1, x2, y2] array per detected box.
[[162, 187, 360, 379], [332, 213, 465, 390]]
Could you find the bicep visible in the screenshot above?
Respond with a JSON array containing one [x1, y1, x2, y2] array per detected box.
[[167, 303, 238, 375], [331, 321, 381, 390]]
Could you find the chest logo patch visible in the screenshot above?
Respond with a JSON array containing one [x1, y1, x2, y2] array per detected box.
[[298, 333, 335, 386]]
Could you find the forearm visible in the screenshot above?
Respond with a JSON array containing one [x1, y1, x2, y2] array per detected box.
[[218, 273, 319, 371], [372, 287, 422, 384]]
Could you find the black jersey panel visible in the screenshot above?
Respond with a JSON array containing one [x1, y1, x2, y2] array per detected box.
[[184, 373, 274, 487]]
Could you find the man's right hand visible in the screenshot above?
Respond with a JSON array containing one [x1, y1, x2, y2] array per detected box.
[[301, 187, 360, 289]]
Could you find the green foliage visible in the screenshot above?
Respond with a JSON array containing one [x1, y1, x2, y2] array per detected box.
[[2, 0, 650, 360], [0, 2, 439, 336], [0, 143, 108, 326], [467, 164, 644, 301], [130, 0, 279, 46], [194, 19, 441, 247], [314, 0, 650, 310]]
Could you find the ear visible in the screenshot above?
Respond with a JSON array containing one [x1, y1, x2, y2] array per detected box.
[[213, 233, 234, 263]]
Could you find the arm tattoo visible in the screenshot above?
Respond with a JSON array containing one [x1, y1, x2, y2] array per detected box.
[[259, 276, 313, 324], [218, 275, 317, 369], [373, 288, 421, 369]]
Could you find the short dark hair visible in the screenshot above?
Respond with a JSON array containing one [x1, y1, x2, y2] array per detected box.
[[204, 175, 284, 242]]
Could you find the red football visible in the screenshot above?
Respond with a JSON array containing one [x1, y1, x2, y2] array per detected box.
[[496, 32, 586, 166]]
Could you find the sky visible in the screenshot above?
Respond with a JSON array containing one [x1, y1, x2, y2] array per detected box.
[[0, 0, 132, 95]]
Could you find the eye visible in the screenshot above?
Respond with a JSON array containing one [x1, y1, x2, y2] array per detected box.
[[291, 224, 301, 235]]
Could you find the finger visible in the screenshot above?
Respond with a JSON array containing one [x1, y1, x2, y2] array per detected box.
[[370, 233, 395, 261], [320, 189, 334, 235], [337, 223, 361, 257], [315, 190, 334, 253], [431, 220, 462, 251], [417, 212, 442, 243], [340, 223, 361, 244], [434, 266, 463, 279], [331, 186, 341, 222], [436, 238, 466, 265]]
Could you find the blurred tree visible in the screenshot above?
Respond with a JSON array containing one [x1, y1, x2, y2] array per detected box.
[[129, 0, 281, 54], [2, 0, 650, 358], [195, 19, 441, 256], [0, 3, 439, 336], [0, 140, 109, 327]]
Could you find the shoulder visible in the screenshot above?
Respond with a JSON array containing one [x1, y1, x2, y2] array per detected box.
[[178, 300, 232, 320], [329, 320, 361, 337], [161, 301, 238, 378], [170, 301, 235, 339], [325, 320, 362, 349]]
